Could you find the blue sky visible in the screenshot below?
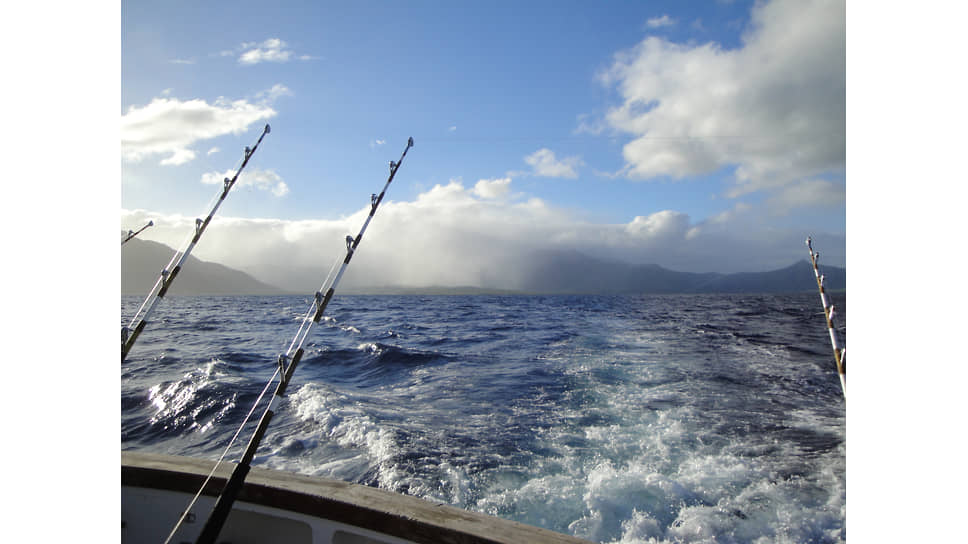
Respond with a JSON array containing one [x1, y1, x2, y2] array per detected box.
[[120, 0, 847, 285], [13, 4, 968, 529]]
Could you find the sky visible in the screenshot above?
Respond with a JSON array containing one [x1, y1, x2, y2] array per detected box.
[[7, 2, 968, 539], [120, 0, 848, 289]]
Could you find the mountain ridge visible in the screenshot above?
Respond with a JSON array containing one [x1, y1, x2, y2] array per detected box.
[[121, 235, 292, 295], [507, 249, 844, 294], [122, 236, 845, 295]]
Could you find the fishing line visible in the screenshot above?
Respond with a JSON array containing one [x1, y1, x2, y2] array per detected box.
[[165, 243, 343, 542], [122, 124, 271, 362], [162, 365, 281, 544], [285, 251, 344, 356], [193, 137, 414, 544], [414, 132, 773, 145]]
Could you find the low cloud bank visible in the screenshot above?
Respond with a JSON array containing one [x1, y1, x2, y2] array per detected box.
[[122, 178, 844, 293]]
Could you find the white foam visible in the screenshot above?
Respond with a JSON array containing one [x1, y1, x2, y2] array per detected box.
[[357, 342, 381, 354], [287, 384, 400, 485], [465, 383, 843, 543], [146, 360, 234, 433], [434, 462, 472, 505], [253, 309, 843, 543], [476, 473, 587, 533]]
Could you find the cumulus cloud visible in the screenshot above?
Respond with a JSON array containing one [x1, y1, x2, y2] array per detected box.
[[707, 202, 753, 225], [766, 178, 844, 215], [121, 89, 281, 166], [201, 168, 289, 197], [646, 15, 675, 28], [626, 210, 690, 240], [523, 148, 584, 178], [122, 177, 842, 293], [472, 177, 511, 199], [599, 0, 844, 195], [239, 38, 293, 64], [256, 83, 292, 102], [235, 38, 315, 65], [159, 148, 197, 166]]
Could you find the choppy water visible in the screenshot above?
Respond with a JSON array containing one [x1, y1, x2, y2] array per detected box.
[[121, 293, 846, 543]]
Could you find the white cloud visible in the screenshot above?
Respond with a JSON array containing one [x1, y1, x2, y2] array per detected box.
[[122, 177, 842, 293], [625, 210, 690, 240], [256, 84, 292, 102], [708, 202, 753, 225], [472, 177, 511, 199], [370, 139, 386, 149], [523, 148, 583, 178], [159, 148, 196, 166], [201, 168, 289, 197], [207, 147, 220, 156], [575, 113, 606, 136], [121, 92, 278, 166], [646, 15, 675, 28], [766, 178, 844, 215], [239, 38, 293, 64], [599, 0, 844, 197]]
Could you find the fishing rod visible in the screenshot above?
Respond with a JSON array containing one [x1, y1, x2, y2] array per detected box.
[[192, 136, 414, 544], [806, 237, 846, 398], [121, 124, 271, 362], [121, 220, 154, 245]]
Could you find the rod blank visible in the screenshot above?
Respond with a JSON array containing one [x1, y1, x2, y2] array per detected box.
[[122, 124, 271, 361], [193, 136, 413, 544], [121, 220, 153, 245], [806, 237, 846, 398]]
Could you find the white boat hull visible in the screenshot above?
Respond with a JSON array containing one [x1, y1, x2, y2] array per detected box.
[[122, 451, 590, 544]]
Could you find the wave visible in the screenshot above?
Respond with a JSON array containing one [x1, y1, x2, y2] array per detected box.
[[121, 293, 845, 543]]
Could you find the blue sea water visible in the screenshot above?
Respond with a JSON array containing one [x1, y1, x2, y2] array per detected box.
[[121, 293, 846, 543]]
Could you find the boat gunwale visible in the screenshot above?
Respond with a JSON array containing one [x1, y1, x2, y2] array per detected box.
[[122, 450, 591, 544]]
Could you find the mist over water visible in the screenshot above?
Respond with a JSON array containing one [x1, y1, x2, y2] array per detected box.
[[122, 293, 845, 543]]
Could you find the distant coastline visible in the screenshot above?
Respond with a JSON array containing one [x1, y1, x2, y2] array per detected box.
[[123, 235, 845, 296]]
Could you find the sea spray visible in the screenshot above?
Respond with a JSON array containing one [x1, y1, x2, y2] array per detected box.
[[122, 293, 845, 543]]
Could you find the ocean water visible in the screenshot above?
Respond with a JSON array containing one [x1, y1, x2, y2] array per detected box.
[[121, 293, 846, 543]]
